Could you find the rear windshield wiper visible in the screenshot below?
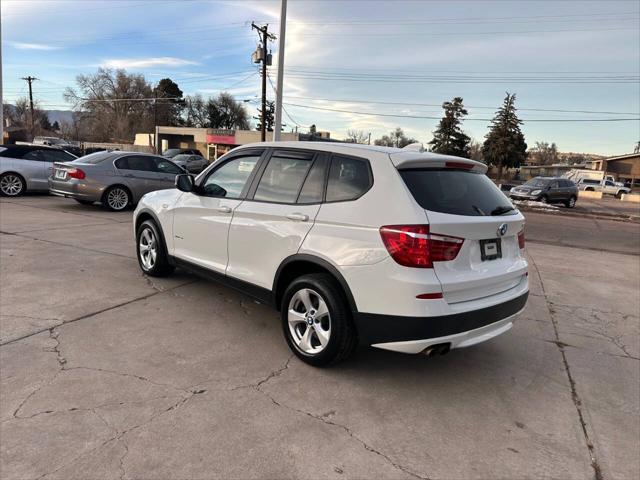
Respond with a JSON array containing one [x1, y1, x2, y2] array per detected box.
[[491, 206, 516, 216], [472, 205, 487, 216]]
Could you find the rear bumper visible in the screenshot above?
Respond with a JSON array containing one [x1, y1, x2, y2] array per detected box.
[[355, 291, 528, 347], [48, 179, 103, 201]]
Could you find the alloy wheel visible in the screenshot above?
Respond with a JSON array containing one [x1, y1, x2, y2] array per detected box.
[[569, 197, 576, 207], [138, 227, 157, 270], [107, 188, 129, 210], [0, 175, 24, 196], [287, 288, 331, 355]]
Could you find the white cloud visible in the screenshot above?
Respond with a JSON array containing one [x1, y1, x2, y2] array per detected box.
[[10, 42, 61, 51], [100, 57, 200, 69]]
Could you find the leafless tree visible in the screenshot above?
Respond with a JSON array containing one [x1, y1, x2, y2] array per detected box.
[[346, 129, 369, 144], [64, 68, 154, 142]]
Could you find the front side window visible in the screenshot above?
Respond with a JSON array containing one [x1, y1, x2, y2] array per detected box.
[[202, 156, 260, 198], [254, 155, 312, 203], [154, 158, 183, 174], [326, 155, 372, 202]]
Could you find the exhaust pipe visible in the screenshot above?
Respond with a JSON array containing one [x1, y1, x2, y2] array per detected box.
[[422, 343, 451, 357]]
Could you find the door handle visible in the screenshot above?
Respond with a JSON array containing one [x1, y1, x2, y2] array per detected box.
[[286, 213, 309, 222], [123, 173, 133, 177], [217, 206, 232, 213]]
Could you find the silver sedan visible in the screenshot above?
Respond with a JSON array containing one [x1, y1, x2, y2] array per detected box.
[[0, 145, 77, 196], [48, 151, 185, 211]]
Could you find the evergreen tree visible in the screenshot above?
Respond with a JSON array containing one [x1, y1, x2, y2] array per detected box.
[[482, 93, 527, 179], [39, 114, 52, 131], [52, 121, 60, 131], [428, 97, 471, 157], [155, 78, 184, 126], [255, 101, 275, 132]]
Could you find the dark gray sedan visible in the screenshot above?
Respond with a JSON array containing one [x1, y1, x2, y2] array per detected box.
[[49, 151, 184, 211], [170, 154, 208, 174]]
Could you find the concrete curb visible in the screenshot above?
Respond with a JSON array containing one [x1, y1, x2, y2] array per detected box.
[[517, 205, 640, 224]]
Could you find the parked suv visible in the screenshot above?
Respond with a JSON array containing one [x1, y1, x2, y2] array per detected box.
[[509, 176, 578, 207], [133, 143, 529, 366]]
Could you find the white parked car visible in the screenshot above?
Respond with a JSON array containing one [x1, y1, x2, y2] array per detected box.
[[133, 142, 529, 366]]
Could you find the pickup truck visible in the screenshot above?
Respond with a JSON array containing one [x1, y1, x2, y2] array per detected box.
[[578, 178, 631, 198]]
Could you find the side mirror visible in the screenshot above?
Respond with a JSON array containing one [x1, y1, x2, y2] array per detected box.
[[175, 174, 195, 192]]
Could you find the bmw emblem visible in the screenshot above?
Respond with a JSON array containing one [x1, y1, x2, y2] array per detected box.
[[497, 223, 508, 237]]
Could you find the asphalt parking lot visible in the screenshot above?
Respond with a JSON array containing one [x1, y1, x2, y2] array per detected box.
[[1, 196, 638, 480]]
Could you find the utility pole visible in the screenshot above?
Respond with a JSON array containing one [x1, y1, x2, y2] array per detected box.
[[251, 22, 275, 142], [273, 0, 287, 141], [21, 76, 38, 140], [153, 86, 158, 154], [0, 13, 4, 144]]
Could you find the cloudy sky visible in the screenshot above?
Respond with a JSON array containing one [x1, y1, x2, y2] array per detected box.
[[2, 0, 639, 155]]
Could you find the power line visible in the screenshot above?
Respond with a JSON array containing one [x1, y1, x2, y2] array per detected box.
[[282, 95, 640, 115], [282, 102, 640, 122]]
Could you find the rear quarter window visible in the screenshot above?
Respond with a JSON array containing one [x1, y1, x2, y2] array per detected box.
[[326, 155, 372, 202], [400, 169, 514, 216]]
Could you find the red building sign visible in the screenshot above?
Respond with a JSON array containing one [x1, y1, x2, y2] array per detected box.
[[206, 129, 236, 145]]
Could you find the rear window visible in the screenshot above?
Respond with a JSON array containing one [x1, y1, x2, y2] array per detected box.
[[72, 151, 113, 164], [581, 179, 599, 184], [400, 169, 515, 217]]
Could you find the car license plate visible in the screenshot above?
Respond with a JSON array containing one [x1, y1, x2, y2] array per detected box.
[[480, 238, 502, 261], [55, 169, 67, 180]]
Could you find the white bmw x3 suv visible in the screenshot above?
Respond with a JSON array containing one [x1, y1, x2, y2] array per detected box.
[[133, 142, 528, 366]]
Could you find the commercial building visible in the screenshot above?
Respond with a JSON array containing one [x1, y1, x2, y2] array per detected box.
[[142, 127, 333, 160]]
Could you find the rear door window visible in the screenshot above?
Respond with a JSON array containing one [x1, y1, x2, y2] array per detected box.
[[400, 169, 515, 216], [297, 156, 328, 204], [118, 156, 157, 172], [326, 155, 372, 202], [253, 153, 313, 204]]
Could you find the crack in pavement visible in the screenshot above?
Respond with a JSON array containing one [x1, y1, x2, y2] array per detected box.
[[0, 200, 130, 223], [235, 355, 430, 480], [0, 230, 134, 260], [12, 326, 205, 480], [529, 254, 604, 480], [0, 279, 197, 347]]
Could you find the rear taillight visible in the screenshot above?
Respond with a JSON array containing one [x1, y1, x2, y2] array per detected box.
[[67, 168, 85, 180], [379, 225, 464, 268], [518, 228, 525, 250]]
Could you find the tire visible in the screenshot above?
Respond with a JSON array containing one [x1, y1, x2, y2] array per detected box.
[[539, 195, 548, 204], [281, 273, 357, 367], [136, 219, 175, 277], [565, 196, 577, 208], [75, 199, 94, 205], [102, 185, 131, 211], [615, 191, 624, 199], [0, 173, 25, 197]]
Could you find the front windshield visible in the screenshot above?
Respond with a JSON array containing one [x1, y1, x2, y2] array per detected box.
[[523, 178, 549, 188]]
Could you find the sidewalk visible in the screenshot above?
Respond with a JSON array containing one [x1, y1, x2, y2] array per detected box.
[[515, 196, 640, 222]]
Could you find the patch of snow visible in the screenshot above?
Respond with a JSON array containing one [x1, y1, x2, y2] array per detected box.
[[512, 199, 561, 211]]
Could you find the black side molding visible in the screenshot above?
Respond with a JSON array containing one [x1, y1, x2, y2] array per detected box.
[[170, 256, 274, 306], [354, 292, 528, 345]]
